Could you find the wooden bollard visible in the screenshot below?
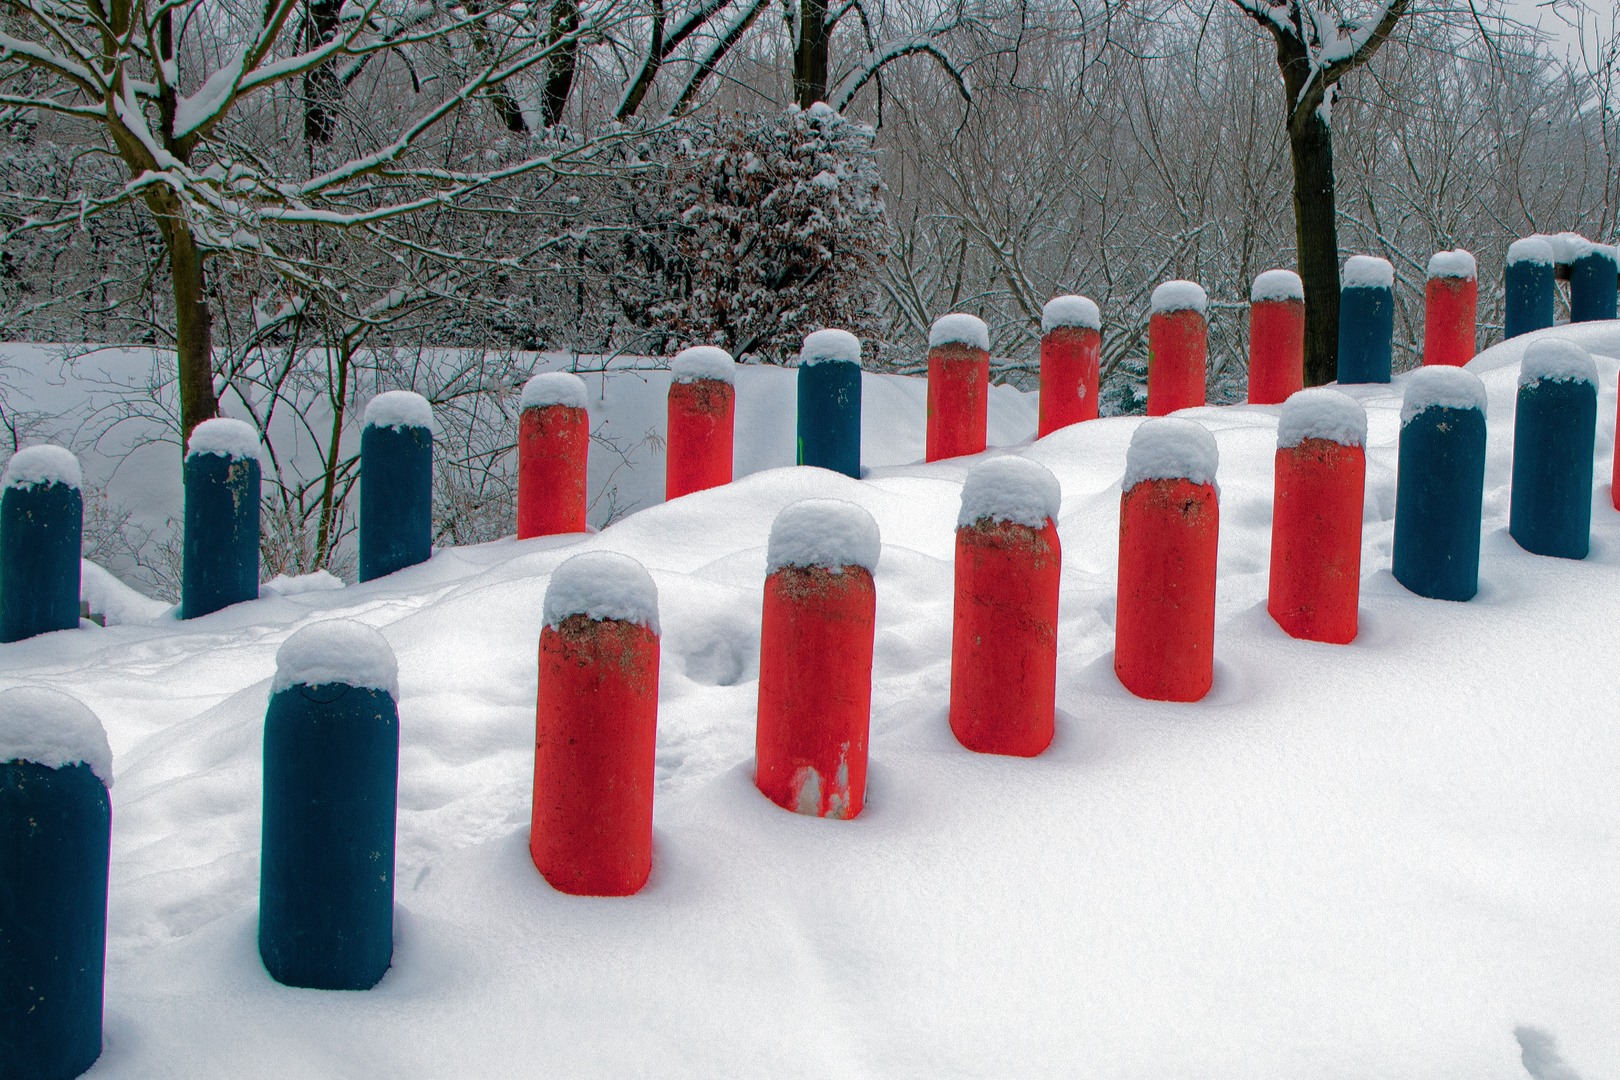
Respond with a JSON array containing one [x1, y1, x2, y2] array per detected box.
[[1511, 339, 1598, 560], [0, 686, 112, 1080], [1115, 418, 1219, 701], [1504, 237, 1555, 340], [1570, 241, 1619, 323], [949, 457, 1062, 756], [517, 372, 590, 538], [926, 314, 991, 461], [1392, 367, 1488, 601], [665, 347, 735, 500], [756, 499, 879, 818], [360, 391, 433, 582], [1267, 389, 1367, 644], [1038, 295, 1101, 436], [533, 551, 660, 894], [796, 329, 864, 479], [1146, 281, 1208, 416], [1247, 269, 1305, 405], [0, 445, 83, 643], [259, 620, 399, 990], [1337, 256, 1395, 384], [1422, 249, 1478, 367], [181, 417, 261, 620]]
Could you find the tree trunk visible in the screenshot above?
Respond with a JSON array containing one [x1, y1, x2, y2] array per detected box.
[[1288, 108, 1340, 386], [161, 216, 221, 451], [541, 0, 579, 127], [793, 0, 831, 108], [302, 0, 345, 142]]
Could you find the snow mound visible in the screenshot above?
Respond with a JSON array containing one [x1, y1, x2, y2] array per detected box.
[[957, 456, 1061, 530], [364, 390, 434, 432], [543, 551, 660, 634], [1041, 295, 1101, 333], [271, 619, 399, 699], [1342, 256, 1394, 290], [1507, 237, 1554, 267], [1251, 270, 1303, 303], [1151, 280, 1207, 316], [1426, 249, 1477, 280], [1519, 338, 1598, 389], [262, 570, 347, 597], [1400, 366, 1487, 425], [0, 685, 111, 785], [2, 443, 82, 491], [521, 371, 589, 411], [1123, 417, 1218, 490], [186, 417, 260, 461], [671, 347, 736, 385], [800, 329, 863, 367], [766, 498, 881, 575], [1277, 388, 1367, 449], [81, 559, 168, 625], [928, 314, 990, 351]]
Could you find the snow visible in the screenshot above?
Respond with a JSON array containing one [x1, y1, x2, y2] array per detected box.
[[1277, 388, 1368, 449], [1507, 237, 1555, 267], [1150, 280, 1207, 316], [81, 560, 169, 626], [1122, 416, 1218, 490], [364, 390, 435, 432], [671, 347, 736, 385], [1519, 338, 1598, 389], [1040, 295, 1101, 333], [261, 570, 347, 597], [1341, 255, 1394, 289], [1426, 249, 1477, 280], [270, 619, 399, 700], [185, 417, 261, 461], [765, 498, 881, 574], [2, 443, 82, 490], [543, 550, 660, 634], [1250, 270, 1303, 303], [0, 685, 111, 785], [1400, 365, 1488, 426], [798, 329, 863, 367], [956, 456, 1061, 530], [521, 372, 589, 411], [928, 313, 990, 351]]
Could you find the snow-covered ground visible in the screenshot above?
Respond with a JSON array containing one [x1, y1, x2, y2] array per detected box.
[[4, 324, 1620, 1078]]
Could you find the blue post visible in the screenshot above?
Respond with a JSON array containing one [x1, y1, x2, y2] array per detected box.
[[259, 620, 399, 991], [360, 391, 434, 583], [1510, 339, 1598, 560], [796, 329, 863, 479], [0, 687, 111, 1080], [1336, 256, 1394, 384], [1, 446, 83, 643], [1392, 368, 1488, 601], [181, 418, 261, 620], [1569, 246, 1619, 323], [1504, 238, 1556, 340]]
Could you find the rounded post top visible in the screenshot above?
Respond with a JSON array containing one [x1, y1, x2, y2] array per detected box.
[[186, 417, 261, 462], [1341, 256, 1395, 290], [1251, 270, 1303, 303], [2, 444, 82, 491], [0, 686, 112, 786], [543, 551, 660, 634], [958, 456, 1061, 529], [928, 313, 990, 351], [1278, 388, 1367, 449], [522, 371, 590, 411], [767, 498, 881, 575], [799, 329, 863, 367], [1520, 338, 1598, 389], [1124, 417, 1218, 490], [1041, 295, 1101, 333], [1401, 366, 1487, 426], [671, 346, 736, 385], [273, 619, 400, 700], [363, 390, 434, 432], [1150, 280, 1207, 316]]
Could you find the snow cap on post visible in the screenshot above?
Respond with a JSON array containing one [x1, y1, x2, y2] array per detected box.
[[0, 686, 112, 786], [1251, 270, 1304, 303], [1342, 256, 1395, 289], [799, 329, 862, 367], [1427, 249, 1477, 280], [521, 371, 589, 411], [1507, 237, 1555, 267], [186, 417, 261, 461], [363, 390, 434, 432], [1519, 338, 1598, 389], [1123, 417, 1218, 490], [671, 346, 735, 385], [544, 551, 660, 634], [1400, 366, 1488, 426], [2, 445, 82, 491], [1151, 280, 1208, 316], [766, 499, 881, 575], [928, 313, 990, 351], [272, 619, 399, 700], [958, 456, 1061, 530], [1277, 388, 1368, 449], [1041, 295, 1101, 333]]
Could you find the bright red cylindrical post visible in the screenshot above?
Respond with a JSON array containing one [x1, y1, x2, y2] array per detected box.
[[1423, 250, 1478, 367], [1146, 281, 1208, 417], [1247, 270, 1304, 405], [926, 314, 991, 462], [665, 347, 735, 500], [1613, 391, 1620, 512], [517, 372, 590, 538], [1038, 296, 1101, 437]]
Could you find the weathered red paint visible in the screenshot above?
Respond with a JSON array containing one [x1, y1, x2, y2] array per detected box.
[[517, 404, 589, 538], [926, 342, 990, 462], [1038, 326, 1101, 436], [1423, 275, 1478, 367], [1268, 438, 1364, 644], [1613, 393, 1620, 512], [1114, 476, 1218, 702], [666, 378, 734, 499], [1247, 298, 1305, 405], [1146, 308, 1208, 416]]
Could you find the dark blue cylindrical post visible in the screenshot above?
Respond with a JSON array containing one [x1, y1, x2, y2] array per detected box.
[[360, 391, 434, 583], [0, 687, 112, 1080], [1337, 255, 1394, 384], [1570, 244, 1619, 323], [181, 418, 261, 620], [1, 445, 83, 643], [259, 620, 399, 991], [1510, 339, 1598, 560], [796, 329, 863, 479], [1392, 367, 1488, 601], [1504, 238, 1556, 340]]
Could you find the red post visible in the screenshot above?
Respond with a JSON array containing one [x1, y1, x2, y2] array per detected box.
[[666, 346, 735, 500], [1613, 390, 1620, 512], [949, 457, 1062, 757], [1247, 270, 1305, 405], [755, 499, 880, 819], [926, 314, 990, 462], [532, 551, 660, 896], [517, 372, 589, 538], [1268, 389, 1367, 643], [1146, 281, 1208, 416], [1115, 418, 1219, 702], [1423, 250, 1478, 367], [1038, 295, 1101, 437]]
